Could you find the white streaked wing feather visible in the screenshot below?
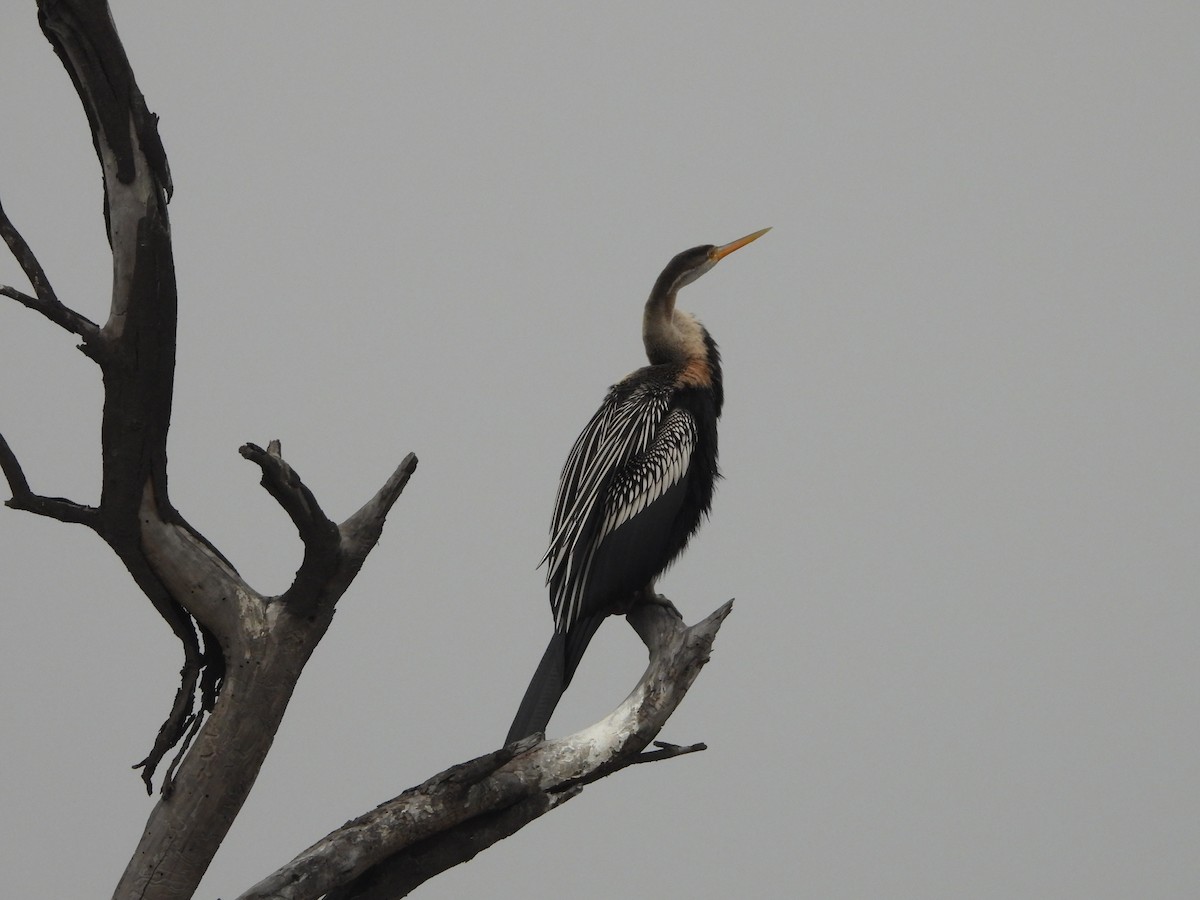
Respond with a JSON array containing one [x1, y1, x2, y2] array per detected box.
[[544, 381, 670, 567], [549, 405, 697, 632], [543, 379, 676, 625], [599, 410, 696, 537]]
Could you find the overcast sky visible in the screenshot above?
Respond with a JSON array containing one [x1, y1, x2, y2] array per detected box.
[[2, 3, 1198, 898]]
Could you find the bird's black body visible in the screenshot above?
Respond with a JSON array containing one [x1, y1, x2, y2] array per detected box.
[[505, 230, 766, 745]]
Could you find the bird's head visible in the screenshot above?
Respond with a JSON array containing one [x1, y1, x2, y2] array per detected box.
[[643, 227, 769, 365], [651, 227, 771, 298]]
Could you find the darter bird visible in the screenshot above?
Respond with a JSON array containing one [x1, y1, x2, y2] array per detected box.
[[506, 227, 770, 744]]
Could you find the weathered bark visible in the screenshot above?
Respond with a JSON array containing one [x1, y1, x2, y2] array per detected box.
[[2, 4, 735, 899], [32, 0, 219, 791], [114, 450, 418, 897], [3, 3, 419, 895], [240, 599, 732, 900]]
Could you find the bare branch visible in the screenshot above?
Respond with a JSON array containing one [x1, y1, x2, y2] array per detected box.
[[238, 444, 420, 609], [240, 441, 337, 542], [0, 196, 101, 343], [236, 738, 543, 900], [340, 452, 419, 556], [239, 599, 733, 900], [0, 195, 57, 303], [324, 787, 582, 900], [240, 440, 341, 601], [0, 284, 101, 345], [0, 431, 99, 527], [532, 599, 732, 791], [630, 739, 708, 764]]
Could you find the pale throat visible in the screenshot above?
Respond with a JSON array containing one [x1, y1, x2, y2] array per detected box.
[[643, 301, 708, 368]]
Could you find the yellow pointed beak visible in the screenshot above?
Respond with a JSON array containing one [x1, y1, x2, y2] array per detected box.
[[712, 227, 771, 262]]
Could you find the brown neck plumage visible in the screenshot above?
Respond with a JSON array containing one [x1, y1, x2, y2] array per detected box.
[[643, 289, 707, 371]]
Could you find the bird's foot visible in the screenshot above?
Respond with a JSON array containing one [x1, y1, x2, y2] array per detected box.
[[631, 587, 682, 619]]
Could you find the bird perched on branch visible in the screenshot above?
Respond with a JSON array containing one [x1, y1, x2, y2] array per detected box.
[[505, 227, 770, 744]]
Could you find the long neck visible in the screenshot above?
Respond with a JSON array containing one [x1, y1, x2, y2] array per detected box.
[[643, 288, 707, 366], [643, 289, 722, 413]]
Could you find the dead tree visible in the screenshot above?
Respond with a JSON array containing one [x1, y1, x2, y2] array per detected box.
[[1, 3, 733, 898]]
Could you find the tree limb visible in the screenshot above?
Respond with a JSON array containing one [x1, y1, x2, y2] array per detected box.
[[241, 440, 339, 552], [0, 196, 58, 304], [323, 788, 582, 900], [241, 440, 342, 605], [239, 599, 733, 900], [1, 183, 104, 351], [630, 739, 709, 764], [0, 282, 102, 346], [239, 442, 421, 612], [0, 431, 100, 527], [0, 194, 102, 349], [340, 452, 420, 561]]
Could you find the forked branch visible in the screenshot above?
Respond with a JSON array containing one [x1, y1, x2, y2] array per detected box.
[[0, 197, 101, 345], [239, 441, 420, 607]]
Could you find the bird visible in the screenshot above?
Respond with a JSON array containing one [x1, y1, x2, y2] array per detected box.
[[505, 227, 770, 745]]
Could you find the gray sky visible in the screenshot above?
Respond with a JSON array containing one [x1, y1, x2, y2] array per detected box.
[[2, 3, 1198, 898]]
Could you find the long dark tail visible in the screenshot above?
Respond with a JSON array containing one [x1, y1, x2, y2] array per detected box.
[[505, 612, 606, 745]]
